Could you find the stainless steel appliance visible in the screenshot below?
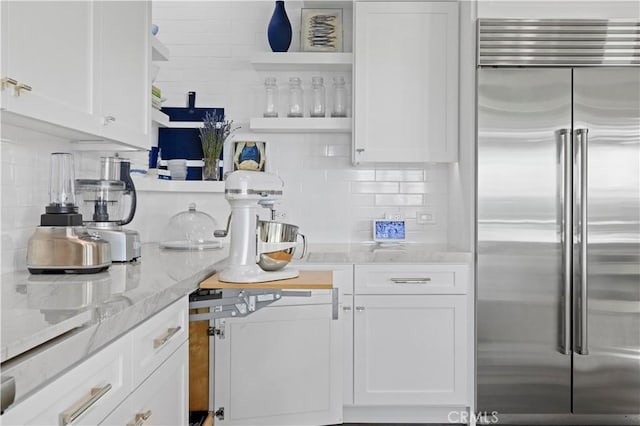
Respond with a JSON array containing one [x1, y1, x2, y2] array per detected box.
[[76, 157, 141, 262], [477, 19, 640, 423], [27, 153, 111, 274]]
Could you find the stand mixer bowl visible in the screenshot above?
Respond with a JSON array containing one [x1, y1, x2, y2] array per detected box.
[[257, 221, 305, 271]]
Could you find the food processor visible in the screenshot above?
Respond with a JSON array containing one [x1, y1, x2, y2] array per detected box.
[[75, 157, 141, 262], [27, 153, 111, 274]]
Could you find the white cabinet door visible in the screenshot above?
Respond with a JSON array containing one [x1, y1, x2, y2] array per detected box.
[[101, 342, 189, 426], [353, 2, 459, 163], [353, 295, 467, 406], [0, 1, 98, 135], [214, 301, 342, 425], [95, 0, 150, 150], [1, 334, 132, 426]]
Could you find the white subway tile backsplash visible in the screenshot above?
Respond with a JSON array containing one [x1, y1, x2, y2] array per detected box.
[[168, 43, 233, 58], [399, 182, 431, 194], [326, 144, 350, 157], [351, 182, 399, 194], [375, 194, 424, 206], [326, 169, 375, 183], [1, 124, 72, 273], [375, 169, 425, 182]]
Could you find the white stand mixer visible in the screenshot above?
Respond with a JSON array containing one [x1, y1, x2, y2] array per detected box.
[[218, 171, 300, 283]]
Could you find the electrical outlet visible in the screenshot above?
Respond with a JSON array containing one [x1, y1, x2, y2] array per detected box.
[[385, 213, 403, 221], [274, 211, 288, 221], [417, 212, 435, 224]]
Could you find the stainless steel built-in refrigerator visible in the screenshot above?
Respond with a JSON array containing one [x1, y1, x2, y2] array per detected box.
[[477, 20, 640, 422]]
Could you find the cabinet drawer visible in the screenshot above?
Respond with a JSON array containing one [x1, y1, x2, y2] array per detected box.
[[100, 342, 188, 426], [1, 334, 132, 426], [131, 297, 188, 386], [355, 264, 469, 295]]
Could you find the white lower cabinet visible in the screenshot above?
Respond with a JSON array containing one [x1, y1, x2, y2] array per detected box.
[[0, 297, 189, 426], [100, 341, 188, 426], [353, 294, 467, 405], [0, 334, 132, 426], [212, 265, 351, 426]]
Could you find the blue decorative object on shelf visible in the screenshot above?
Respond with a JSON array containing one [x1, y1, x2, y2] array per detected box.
[[267, 1, 292, 52]]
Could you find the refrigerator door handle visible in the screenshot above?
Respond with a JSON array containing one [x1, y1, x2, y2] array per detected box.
[[559, 128, 572, 355], [575, 128, 589, 355]]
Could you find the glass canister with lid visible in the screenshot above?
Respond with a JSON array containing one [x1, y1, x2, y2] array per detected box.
[[287, 77, 303, 117], [310, 76, 326, 117], [263, 76, 279, 117], [331, 76, 347, 117]]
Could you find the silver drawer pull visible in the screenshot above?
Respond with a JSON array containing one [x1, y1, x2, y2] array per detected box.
[[60, 383, 112, 425], [355, 306, 365, 312], [390, 277, 432, 284], [343, 306, 352, 311], [1, 77, 17, 90], [14, 83, 32, 96], [153, 326, 181, 349], [129, 410, 152, 426]]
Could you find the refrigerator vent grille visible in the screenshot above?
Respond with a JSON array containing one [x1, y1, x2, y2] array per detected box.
[[478, 19, 640, 67]]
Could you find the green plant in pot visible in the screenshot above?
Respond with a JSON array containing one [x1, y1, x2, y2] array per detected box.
[[199, 112, 238, 180]]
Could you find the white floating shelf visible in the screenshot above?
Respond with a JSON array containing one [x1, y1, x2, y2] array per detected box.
[[133, 175, 225, 193], [151, 37, 170, 61], [250, 52, 353, 71], [151, 109, 170, 127], [163, 120, 204, 129], [249, 117, 352, 133]]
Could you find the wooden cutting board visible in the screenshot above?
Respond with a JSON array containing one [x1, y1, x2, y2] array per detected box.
[[200, 270, 333, 289]]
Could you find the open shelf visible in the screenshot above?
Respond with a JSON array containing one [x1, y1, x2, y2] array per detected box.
[[163, 120, 204, 129], [151, 109, 170, 127], [250, 52, 352, 71], [132, 175, 225, 193], [151, 37, 170, 61], [249, 117, 352, 133]]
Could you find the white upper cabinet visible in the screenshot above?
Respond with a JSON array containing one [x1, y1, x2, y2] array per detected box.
[[0, 1, 98, 136], [95, 1, 150, 149], [353, 2, 459, 164], [0, 1, 151, 150]]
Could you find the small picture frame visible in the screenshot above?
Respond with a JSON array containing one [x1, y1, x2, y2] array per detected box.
[[232, 141, 266, 172], [301, 8, 343, 52]]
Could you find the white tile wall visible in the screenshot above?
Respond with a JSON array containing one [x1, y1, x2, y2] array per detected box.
[[151, 0, 451, 246], [0, 1, 456, 273], [1, 124, 74, 273]]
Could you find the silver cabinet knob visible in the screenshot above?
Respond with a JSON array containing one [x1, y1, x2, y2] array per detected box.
[[103, 115, 116, 125]]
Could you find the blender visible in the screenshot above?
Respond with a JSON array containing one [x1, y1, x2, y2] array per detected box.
[[75, 157, 141, 262], [27, 153, 111, 274]]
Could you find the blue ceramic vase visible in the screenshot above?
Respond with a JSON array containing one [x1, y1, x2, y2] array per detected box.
[[267, 1, 292, 52]]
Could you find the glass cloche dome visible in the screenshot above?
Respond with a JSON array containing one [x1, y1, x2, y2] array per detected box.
[[160, 203, 221, 250]]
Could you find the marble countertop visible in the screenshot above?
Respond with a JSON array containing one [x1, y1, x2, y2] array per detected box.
[[0, 241, 470, 406], [0, 244, 228, 405], [300, 243, 472, 265]]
